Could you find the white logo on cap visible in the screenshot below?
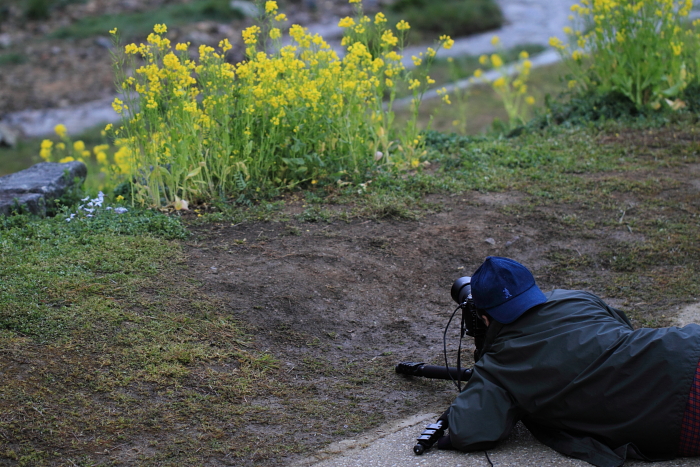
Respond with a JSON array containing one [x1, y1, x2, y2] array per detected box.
[[503, 288, 512, 299]]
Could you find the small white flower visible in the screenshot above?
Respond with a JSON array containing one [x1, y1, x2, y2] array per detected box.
[[114, 207, 128, 214]]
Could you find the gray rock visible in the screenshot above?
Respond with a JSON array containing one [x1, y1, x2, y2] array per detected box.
[[230, 0, 260, 18], [0, 33, 12, 49], [0, 122, 20, 147], [0, 192, 46, 217], [0, 161, 87, 217], [94, 36, 114, 49]]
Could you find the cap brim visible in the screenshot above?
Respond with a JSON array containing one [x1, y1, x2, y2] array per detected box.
[[487, 284, 547, 324]]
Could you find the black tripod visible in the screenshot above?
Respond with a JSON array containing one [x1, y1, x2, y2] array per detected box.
[[394, 362, 473, 454], [395, 276, 487, 455]]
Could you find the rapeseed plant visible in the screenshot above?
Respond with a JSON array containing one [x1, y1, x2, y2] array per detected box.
[[39, 124, 118, 193], [552, 0, 697, 109], [472, 36, 536, 129], [106, 0, 453, 207]]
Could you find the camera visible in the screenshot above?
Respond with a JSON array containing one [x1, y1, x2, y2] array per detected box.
[[450, 276, 488, 344]]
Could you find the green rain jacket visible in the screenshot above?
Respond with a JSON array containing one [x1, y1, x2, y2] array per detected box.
[[448, 289, 700, 467]]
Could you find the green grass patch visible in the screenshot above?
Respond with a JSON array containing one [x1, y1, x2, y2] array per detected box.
[[51, 0, 244, 39], [0, 52, 27, 65], [389, 0, 503, 42], [407, 60, 570, 136]]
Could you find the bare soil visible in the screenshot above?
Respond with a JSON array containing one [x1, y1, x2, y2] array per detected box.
[[181, 192, 539, 464], [177, 130, 700, 464]]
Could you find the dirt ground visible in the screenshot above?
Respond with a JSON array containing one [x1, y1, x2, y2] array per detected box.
[[179, 136, 700, 465], [180, 191, 550, 464]]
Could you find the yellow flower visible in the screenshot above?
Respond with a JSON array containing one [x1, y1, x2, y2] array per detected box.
[[275, 13, 288, 21], [116, 195, 125, 202], [112, 98, 124, 114], [265, 1, 278, 13], [219, 38, 232, 52], [349, 0, 361, 3], [479, 54, 489, 65], [54, 124, 67, 138], [519, 51, 529, 60], [439, 35, 454, 50], [426, 47, 436, 58], [242, 25, 261, 45], [396, 20, 410, 31], [338, 17, 355, 28], [176, 42, 189, 51], [491, 35, 500, 46], [563, 26, 573, 35], [568, 79, 577, 89], [124, 43, 139, 54], [39, 139, 53, 161], [572, 50, 583, 60], [109, 27, 117, 35], [408, 79, 420, 90], [411, 159, 420, 168], [270, 28, 282, 39], [491, 54, 503, 68], [96, 152, 108, 165], [381, 30, 398, 47], [474, 68, 483, 78], [549, 37, 566, 49], [374, 12, 387, 24], [73, 140, 85, 152], [56, 142, 65, 150], [412, 55, 422, 66], [426, 76, 435, 84], [493, 77, 506, 88], [153, 24, 167, 34], [672, 42, 682, 56]]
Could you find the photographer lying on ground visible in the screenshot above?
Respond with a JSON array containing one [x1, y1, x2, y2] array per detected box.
[[438, 256, 700, 467]]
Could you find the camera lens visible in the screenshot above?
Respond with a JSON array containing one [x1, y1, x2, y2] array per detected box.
[[451, 276, 471, 304]]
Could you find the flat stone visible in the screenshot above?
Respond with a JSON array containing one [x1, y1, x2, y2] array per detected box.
[[0, 161, 87, 217], [0, 192, 46, 217], [0, 161, 86, 197]]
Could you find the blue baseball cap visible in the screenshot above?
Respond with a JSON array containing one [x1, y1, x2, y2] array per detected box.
[[471, 256, 547, 324]]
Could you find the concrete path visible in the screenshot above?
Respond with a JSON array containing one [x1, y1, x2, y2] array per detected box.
[[297, 413, 700, 467]]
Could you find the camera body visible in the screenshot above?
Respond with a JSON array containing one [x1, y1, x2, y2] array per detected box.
[[450, 276, 488, 360]]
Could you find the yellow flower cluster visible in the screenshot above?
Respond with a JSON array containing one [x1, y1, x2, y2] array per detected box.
[[473, 39, 536, 127], [552, 0, 696, 108], [107, 0, 449, 206], [38, 123, 122, 188]]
